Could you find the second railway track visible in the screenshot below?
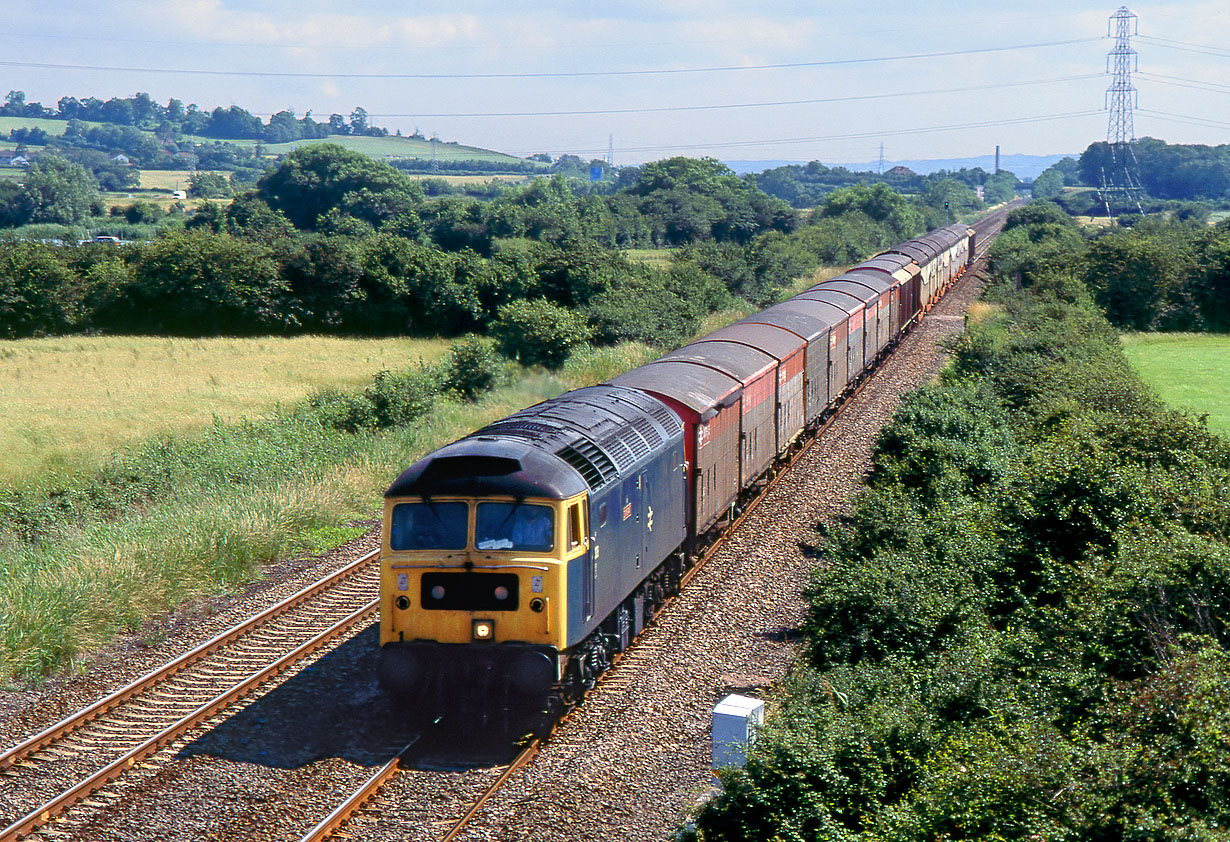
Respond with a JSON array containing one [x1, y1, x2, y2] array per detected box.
[[0, 547, 381, 840]]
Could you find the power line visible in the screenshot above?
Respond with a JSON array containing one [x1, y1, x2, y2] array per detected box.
[[529, 110, 1101, 157], [358, 74, 1101, 118], [0, 37, 1101, 80], [1137, 108, 1230, 129], [1136, 34, 1230, 58], [1135, 72, 1230, 94]]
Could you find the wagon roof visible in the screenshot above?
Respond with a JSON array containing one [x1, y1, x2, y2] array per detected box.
[[832, 270, 892, 294], [661, 339, 777, 386], [694, 321, 806, 362], [609, 360, 742, 417], [810, 280, 879, 305], [738, 307, 829, 343], [794, 287, 864, 314], [773, 296, 852, 325]]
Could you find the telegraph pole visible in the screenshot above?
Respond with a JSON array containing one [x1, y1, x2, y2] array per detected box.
[[1099, 6, 1145, 218]]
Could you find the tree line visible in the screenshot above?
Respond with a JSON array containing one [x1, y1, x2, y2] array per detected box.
[[753, 159, 1019, 210], [3, 89, 388, 144], [0, 145, 966, 356], [991, 200, 1230, 332]]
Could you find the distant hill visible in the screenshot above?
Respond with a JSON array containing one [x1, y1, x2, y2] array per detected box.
[[727, 153, 1075, 181]]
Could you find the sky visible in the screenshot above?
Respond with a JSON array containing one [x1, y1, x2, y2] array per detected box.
[[1, 1, 1226, 167]]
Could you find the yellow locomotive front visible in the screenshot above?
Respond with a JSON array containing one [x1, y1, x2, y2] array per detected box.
[[376, 441, 592, 711]]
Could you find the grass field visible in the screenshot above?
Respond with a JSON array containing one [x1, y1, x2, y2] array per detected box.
[[137, 169, 229, 191], [0, 335, 451, 485], [255, 134, 537, 165], [1121, 332, 1230, 434]]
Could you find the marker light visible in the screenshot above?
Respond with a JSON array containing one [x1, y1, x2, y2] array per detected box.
[[431, 585, 446, 600], [473, 619, 494, 641], [494, 586, 510, 601]]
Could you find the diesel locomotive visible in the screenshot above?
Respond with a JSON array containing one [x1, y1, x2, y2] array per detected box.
[[377, 222, 979, 716]]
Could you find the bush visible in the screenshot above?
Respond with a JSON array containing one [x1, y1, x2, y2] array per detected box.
[[441, 335, 505, 400], [490, 298, 591, 369]]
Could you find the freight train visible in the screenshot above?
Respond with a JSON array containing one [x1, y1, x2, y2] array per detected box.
[[377, 222, 979, 717]]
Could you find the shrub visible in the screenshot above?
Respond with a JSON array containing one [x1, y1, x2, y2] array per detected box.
[[490, 298, 591, 369], [441, 335, 505, 400]]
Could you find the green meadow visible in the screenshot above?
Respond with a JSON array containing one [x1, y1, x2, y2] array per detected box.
[[0, 335, 452, 486], [1121, 332, 1230, 434]]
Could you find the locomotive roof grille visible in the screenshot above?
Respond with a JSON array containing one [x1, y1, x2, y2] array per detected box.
[[556, 441, 618, 491], [630, 415, 664, 450]]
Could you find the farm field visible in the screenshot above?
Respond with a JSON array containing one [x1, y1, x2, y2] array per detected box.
[[0, 335, 451, 485], [1121, 332, 1230, 434], [137, 169, 229, 191], [255, 134, 536, 165]]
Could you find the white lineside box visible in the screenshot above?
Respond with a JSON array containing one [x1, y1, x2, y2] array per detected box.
[[712, 694, 764, 770]]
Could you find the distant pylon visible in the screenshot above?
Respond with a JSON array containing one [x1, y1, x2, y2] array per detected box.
[[430, 133, 440, 174], [1099, 6, 1144, 218], [878, 142, 885, 174], [607, 134, 614, 168]]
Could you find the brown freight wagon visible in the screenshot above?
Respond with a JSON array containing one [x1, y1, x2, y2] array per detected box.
[[772, 296, 851, 405], [660, 341, 778, 491], [794, 287, 868, 387], [738, 307, 833, 428]]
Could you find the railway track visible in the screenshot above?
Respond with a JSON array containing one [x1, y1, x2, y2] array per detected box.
[[293, 208, 1015, 842], [0, 550, 381, 841]]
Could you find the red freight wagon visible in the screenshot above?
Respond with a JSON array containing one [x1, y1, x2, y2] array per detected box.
[[660, 341, 778, 490], [694, 322, 809, 456]]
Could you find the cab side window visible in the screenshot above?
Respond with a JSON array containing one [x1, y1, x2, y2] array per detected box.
[[568, 503, 583, 550]]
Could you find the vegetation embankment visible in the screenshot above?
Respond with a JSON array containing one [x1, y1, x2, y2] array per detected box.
[[1122, 332, 1230, 434], [688, 204, 1230, 840]]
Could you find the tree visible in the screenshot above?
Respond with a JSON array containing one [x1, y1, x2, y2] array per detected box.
[[17, 156, 101, 225], [256, 143, 423, 230], [127, 230, 287, 334], [0, 243, 81, 337], [817, 182, 922, 240], [1031, 168, 1064, 200]]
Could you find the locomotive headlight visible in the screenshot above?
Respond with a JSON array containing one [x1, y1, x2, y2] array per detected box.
[[472, 619, 494, 641]]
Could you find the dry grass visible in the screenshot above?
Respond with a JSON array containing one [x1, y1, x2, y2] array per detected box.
[[624, 248, 676, 269], [137, 170, 229, 191], [966, 301, 1003, 326], [0, 335, 450, 485]]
